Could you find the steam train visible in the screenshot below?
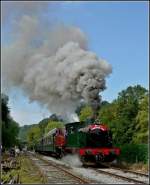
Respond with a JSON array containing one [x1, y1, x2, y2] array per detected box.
[[35, 120, 120, 164]]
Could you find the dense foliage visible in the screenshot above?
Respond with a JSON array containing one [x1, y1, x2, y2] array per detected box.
[[99, 85, 148, 145], [133, 94, 149, 143], [19, 114, 64, 148], [27, 125, 41, 148], [45, 121, 64, 134], [118, 144, 148, 164], [79, 85, 148, 145], [79, 105, 93, 122], [18, 124, 35, 142], [1, 94, 19, 149]]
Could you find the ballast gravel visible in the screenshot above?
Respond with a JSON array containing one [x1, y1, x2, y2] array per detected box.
[[42, 155, 136, 184]]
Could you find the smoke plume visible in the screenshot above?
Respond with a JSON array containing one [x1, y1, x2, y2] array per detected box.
[[2, 2, 112, 121], [61, 154, 82, 167]]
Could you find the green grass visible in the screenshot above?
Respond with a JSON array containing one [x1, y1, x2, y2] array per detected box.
[[2, 154, 47, 184], [19, 155, 47, 184], [2, 154, 20, 183]]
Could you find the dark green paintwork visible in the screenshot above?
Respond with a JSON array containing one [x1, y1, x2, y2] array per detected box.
[[65, 122, 88, 148], [66, 132, 87, 147], [36, 122, 89, 152], [36, 143, 56, 152]]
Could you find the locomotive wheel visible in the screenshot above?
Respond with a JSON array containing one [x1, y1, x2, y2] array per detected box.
[[59, 150, 65, 158], [97, 153, 104, 162], [56, 148, 65, 159]]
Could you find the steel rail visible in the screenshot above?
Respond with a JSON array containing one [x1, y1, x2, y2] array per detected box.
[[111, 166, 148, 177], [95, 168, 148, 184], [100, 162, 149, 177], [29, 152, 93, 184]]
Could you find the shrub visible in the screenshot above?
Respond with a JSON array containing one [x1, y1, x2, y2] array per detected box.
[[117, 143, 148, 164]]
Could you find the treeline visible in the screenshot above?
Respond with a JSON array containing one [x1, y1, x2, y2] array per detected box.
[[23, 85, 148, 145], [1, 94, 20, 149], [19, 114, 64, 149], [79, 85, 148, 145]]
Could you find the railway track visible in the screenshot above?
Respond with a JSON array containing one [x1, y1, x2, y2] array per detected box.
[[28, 152, 93, 184], [29, 152, 149, 184], [92, 166, 149, 184], [99, 162, 148, 176], [108, 165, 148, 177]]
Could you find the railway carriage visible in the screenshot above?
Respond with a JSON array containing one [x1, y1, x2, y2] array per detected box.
[[36, 128, 57, 154]]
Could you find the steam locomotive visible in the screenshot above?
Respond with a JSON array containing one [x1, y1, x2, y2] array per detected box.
[[35, 120, 120, 164]]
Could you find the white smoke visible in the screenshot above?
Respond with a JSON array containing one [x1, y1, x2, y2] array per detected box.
[[2, 2, 112, 121], [61, 154, 82, 167], [69, 113, 80, 122]]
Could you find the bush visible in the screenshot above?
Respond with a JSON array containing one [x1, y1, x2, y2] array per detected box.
[[118, 143, 148, 164]]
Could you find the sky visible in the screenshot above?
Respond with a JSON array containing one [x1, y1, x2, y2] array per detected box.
[[2, 1, 149, 126]]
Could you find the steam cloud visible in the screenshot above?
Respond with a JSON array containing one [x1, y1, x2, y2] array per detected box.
[[61, 154, 82, 167], [2, 2, 112, 121]]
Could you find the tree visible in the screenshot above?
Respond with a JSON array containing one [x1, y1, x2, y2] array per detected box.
[[27, 126, 41, 148], [1, 94, 10, 126], [133, 94, 149, 143], [18, 124, 36, 142], [100, 100, 110, 107], [45, 121, 64, 134], [2, 119, 19, 148], [39, 118, 49, 137], [118, 85, 147, 105], [1, 94, 20, 149], [99, 85, 148, 145], [115, 85, 147, 144], [98, 102, 117, 123], [79, 105, 93, 122], [38, 114, 63, 137]]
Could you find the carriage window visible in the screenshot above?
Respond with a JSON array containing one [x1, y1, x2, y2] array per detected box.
[[49, 137, 51, 144]]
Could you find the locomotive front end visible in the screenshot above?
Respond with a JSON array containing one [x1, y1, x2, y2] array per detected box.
[[79, 147, 120, 163], [79, 123, 120, 163]]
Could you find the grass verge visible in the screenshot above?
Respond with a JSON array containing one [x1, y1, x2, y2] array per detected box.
[[19, 154, 47, 184], [2, 154, 47, 184]]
